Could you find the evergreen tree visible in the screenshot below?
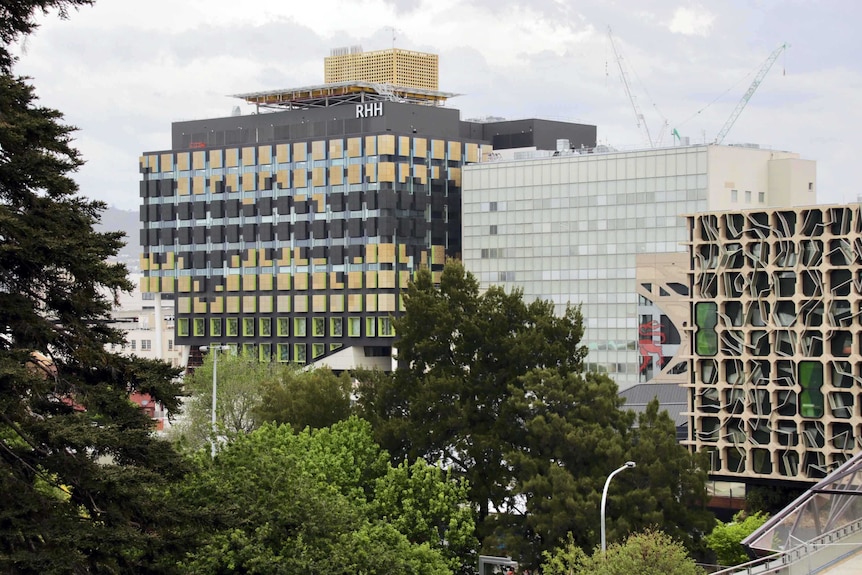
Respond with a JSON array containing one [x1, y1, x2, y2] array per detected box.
[[0, 3, 191, 572]]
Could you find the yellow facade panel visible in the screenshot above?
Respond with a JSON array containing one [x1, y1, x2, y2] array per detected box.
[[276, 170, 289, 188], [365, 271, 378, 289], [277, 248, 290, 266], [312, 272, 327, 290], [431, 166, 440, 180], [366, 244, 378, 264], [330, 294, 344, 312], [365, 135, 377, 155], [259, 295, 273, 313], [378, 134, 396, 155], [259, 248, 272, 267], [194, 297, 207, 314], [193, 279, 203, 293], [226, 148, 238, 167], [466, 142, 479, 163], [178, 297, 191, 314], [312, 168, 325, 187], [378, 270, 396, 288], [329, 272, 344, 289], [293, 168, 307, 188], [161, 276, 175, 293], [243, 295, 256, 313], [242, 274, 257, 291], [294, 273, 308, 290], [399, 136, 411, 156], [177, 152, 190, 171], [450, 167, 461, 187], [293, 247, 308, 265], [210, 174, 223, 193], [193, 151, 206, 170], [244, 248, 257, 267], [431, 139, 445, 160], [292, 142, 307, 162], [211, 296, 223, 314], [294, 295, 308, 312], [258, 172, 269, 190], [330, 166, 343, 185], [398, 163, 409, 183], [178, 276, 192, 293], [230, 254, 240, 267], [258, 145, 272, 164], [277, 274, 291, 290], [312, 140, 325, 160], [177, 177, 190, 196], [378, 162, 395, 182], [139, 254, 150, 271], [210, 149, 223, 168], [347, 137, 361, 157], [431, 245, 445, 265], [414, 164, 427, 183], [398, 243, 408, 263], [365, 294, 377, 312], [226, 275, 240, 292], [379, 294, 396, 312], [313, 295, 327, 312], [329, 139, 344, 158], [348, 293, 363, 312], [242, 172, 255, 192], [193, 176, 205, 195], [226, 296, 240, 313], [226, 173, 238, 193], [348, 271, 363, 289], [277, 295, 290, 312], [378, 243, 395, 264], [160, 153, 174, 171], [400, 273, 409, 289], [276, 143, 289, 163], [347, 164, 362, 184], [365, 163, 376, 182], [449, 141, 462, 161], [414, 138, 427, 157]]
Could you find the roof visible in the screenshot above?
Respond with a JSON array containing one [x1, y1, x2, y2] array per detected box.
[[619, 383, 687, 427], [231, 81, 458, 110]]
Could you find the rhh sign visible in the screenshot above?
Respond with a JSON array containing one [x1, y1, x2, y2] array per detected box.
[[356, 102, 383, 118]]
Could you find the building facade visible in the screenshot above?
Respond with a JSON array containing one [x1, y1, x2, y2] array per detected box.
[[462, 144, 816, 389], [139, 78, 596, 370], [324, 46, 439, 90], [687, 205, 862, 483]]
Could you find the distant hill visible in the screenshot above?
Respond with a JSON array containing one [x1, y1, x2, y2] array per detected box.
[[95, 206, 141, 272]]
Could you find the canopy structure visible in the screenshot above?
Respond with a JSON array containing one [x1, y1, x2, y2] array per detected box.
[[744, 451, 862, 554], [231, 81, 458, 112]]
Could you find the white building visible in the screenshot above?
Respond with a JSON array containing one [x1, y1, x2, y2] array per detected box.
[[462, 143, 816, 389]]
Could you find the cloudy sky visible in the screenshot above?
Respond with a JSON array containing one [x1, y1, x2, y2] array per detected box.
[[11, 0, 860, 210]]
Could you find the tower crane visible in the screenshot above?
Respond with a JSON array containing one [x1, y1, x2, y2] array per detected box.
[[713, 43, 789, 145], [607, 27, 654, 148]]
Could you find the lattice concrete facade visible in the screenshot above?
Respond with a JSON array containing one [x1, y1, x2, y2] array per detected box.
[[687, 205, 862, 483], [324, 47, 438, 91]]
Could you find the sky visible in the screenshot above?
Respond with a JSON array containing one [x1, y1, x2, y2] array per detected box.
[[11, 0, 861, 211]]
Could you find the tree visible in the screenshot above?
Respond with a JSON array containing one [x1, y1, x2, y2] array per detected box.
[[254, 364, 353, 431], [542, 529, 705, 575], [705, 511, 768, 567], [0, 2, 194, 572], [179, 418, 475, 575]]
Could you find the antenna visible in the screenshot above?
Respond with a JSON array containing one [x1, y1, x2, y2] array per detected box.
[[386, 26, 399, 49]]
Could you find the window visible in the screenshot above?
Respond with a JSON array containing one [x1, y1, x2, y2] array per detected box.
[[730, 189, 738, 202], [313, 317, 326, 337], [366, 317, 376, 337], [141, 340, 152, 351], [259, 343, 271, 362], [193, 318, 205, 337], [694, 302, 718, 356], [312, 343, 326, 359], [242, 343, 255, 357], [489, 201, 498, 212], [744, 190, 751, 203], [260, 317, 272, 337], [489, 225, 497, 235], [277, 317, 290, 336], [758, 191, 765, 203], [294, 317, 307, 337], [210, 318, 222, 337], [226, 318, 239, 337], [331, 317, 343, 337], [294, 344, 307, 364], [276, 343, 290, 363], [379, 317, 394, 337], [348, 317, 361, 337], [168, 339, 174, 350], [177, 319, 189, 337], [481, 248, 505, 259], [808, 182, 814, 191], [243, 318, 255, 337], [129, 340, 137, 350]]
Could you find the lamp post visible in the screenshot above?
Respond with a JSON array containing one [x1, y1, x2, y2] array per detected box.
[[601, 460, 636, 553], [199, 345, 230, 458]]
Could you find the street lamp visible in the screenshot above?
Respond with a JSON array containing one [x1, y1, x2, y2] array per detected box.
[[199, 345, 230, 458], [601, 460, 636, 553]]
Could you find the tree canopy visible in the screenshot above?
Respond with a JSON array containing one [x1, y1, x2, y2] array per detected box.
[[178, 417, 477, 575], [705, 511, 768, 567], [0, 3, 195, 572]]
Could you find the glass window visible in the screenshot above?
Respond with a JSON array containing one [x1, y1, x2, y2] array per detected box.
[[366, 317, 376, 337], [694, 302, 717, 356], [242, 343, 255, 357], [744, 190, 751, 203], [294, 318, 307, 337], [312, 343, 325, 359], [331, 317, 343, 337], [277, 317, 290, 336], [142, 340, 152, 351], [227, 317, 239, 337], [243, 318, 255, 337], [277, 343, 290, 363], [177, 318, 189, 337], [313, 317, 326, 337], [168, 339, 174, 350], [210, 318, 222, 337], [758, 191, 765, 203], [731, 189, 738, 202], [294, 343, 307, 364], [260, 317, 272, 337], [193, 318, 205, 337], [799, 362, 824, 418], [379, 317, 394, 337], [348, 317, 361, 337], [259, 343, 271, 362], [130, 340, 137, 350]]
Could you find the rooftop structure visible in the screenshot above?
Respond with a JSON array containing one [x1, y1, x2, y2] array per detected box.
[[324, 46, 438, 91]]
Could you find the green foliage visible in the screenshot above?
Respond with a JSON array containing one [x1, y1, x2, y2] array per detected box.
[[356, 260, 714, 569], [705, 511, 768, 567], [179, 418, 474, 574], [254, 364, 353, 431], [542, 529, 705, 575], [0, 3, 194, 572]]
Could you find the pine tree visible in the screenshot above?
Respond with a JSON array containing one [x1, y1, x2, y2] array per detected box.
[[0, 3, 192, 572]]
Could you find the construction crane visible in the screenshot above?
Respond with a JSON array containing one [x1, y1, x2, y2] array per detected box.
[[713, 43, 789, 145], [607, 27, 654, 148]]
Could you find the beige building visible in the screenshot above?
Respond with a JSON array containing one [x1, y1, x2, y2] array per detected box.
[[324, 46, 438, 90], [687, 204, 862, 483]]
